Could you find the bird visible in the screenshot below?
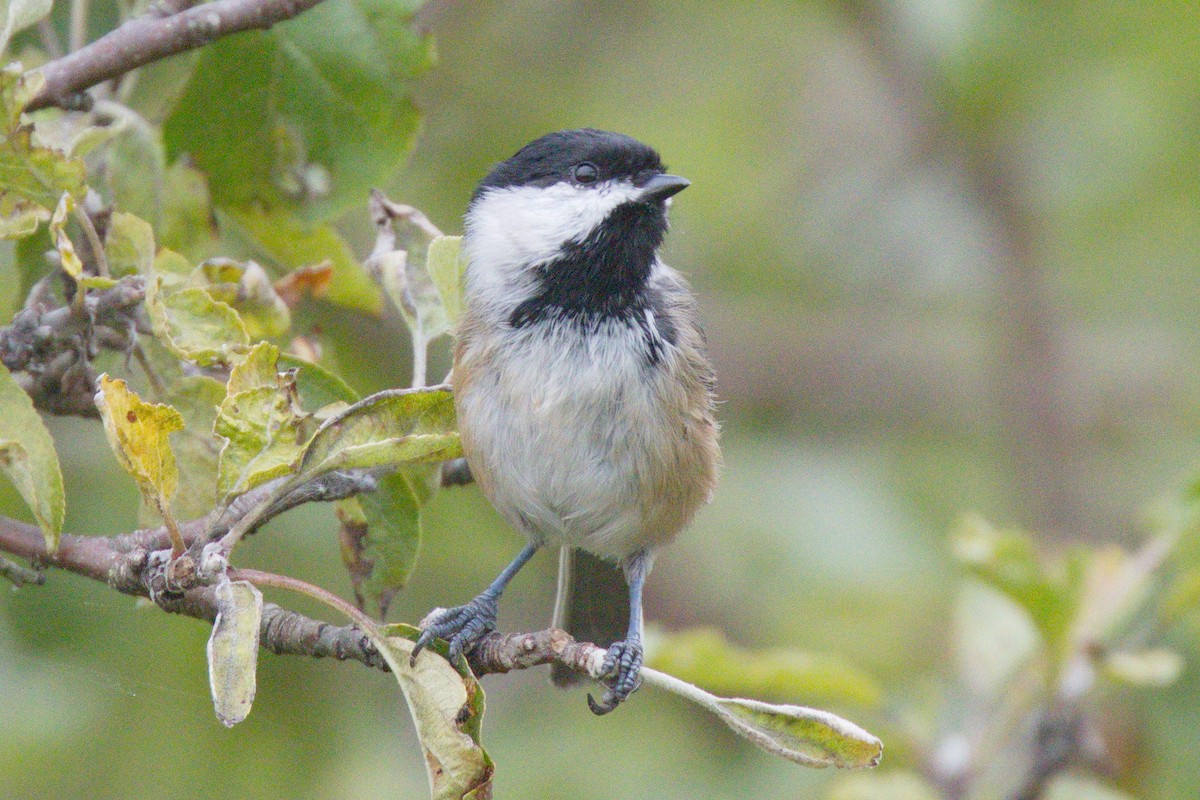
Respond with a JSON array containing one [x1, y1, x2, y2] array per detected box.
[[411, 128, 720, 714]]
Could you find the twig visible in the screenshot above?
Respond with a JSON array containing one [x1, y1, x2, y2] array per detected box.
[[69, 0, 91, 53], [370, 189, 444, 241], [0, 554, 45, 586], [0, 276, 145, 418], [131, 343, 166, 396], [37, 19, 64, 60], [29, 0, 332, 111]]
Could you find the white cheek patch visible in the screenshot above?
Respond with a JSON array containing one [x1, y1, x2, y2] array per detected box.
[[463, 180, 643, 292]]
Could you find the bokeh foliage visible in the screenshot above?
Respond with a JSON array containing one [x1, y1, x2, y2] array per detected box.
[[3, 1, 1200, 799]]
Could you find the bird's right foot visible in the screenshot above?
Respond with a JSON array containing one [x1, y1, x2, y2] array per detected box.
[[410, 595, 499, 666]]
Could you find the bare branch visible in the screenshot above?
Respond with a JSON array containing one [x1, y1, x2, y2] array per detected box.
[[0, 508, 608, 683], [467, 628, 603, 680], [29, 0, 332, 111]]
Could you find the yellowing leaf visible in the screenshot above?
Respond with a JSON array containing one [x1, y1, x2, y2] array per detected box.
[[0, 67, 86, 226], [207, 579, 263, 727], [641, 667, 882, 769], [0, 360, 63, 550], [198, 258, 290, 338], [1104, 648, 1183, 688], [384, 626, 494, 799], [95, 374, 184, 526], [425, 235, 466, 327], [294, 386, 461, 484], [48, 192, 83, 279], [830, 772, 941, 800], [214, 342, 317, 498], [145, 251, 250, 366]]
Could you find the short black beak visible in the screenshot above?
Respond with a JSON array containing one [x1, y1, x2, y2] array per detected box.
[[639, 173, 690, 202]]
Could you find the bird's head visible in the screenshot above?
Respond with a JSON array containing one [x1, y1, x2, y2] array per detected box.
[[463, 129, 688, 314]]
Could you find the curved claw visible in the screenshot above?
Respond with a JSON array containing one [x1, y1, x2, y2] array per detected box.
[[410, 596, 498, 668], [587, 639, 644, 715], [587, 692, 619, 716], [410, 627, 438, 666]]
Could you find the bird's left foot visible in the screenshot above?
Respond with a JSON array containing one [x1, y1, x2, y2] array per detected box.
[[587, 639, 644, 715]]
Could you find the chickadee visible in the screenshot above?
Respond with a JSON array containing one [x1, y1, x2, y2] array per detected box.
[[413, 129, 720, 714]]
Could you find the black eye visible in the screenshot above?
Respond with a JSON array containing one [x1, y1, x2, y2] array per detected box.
[[572, 162, 598, 184]]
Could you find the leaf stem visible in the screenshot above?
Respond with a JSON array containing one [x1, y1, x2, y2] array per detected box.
[[132, 343, 167, 397], [162, 507, 185, 556], [73, 203, 110, 278]]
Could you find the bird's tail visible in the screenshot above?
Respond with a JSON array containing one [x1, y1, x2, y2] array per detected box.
[[550, 547, 630, 687]]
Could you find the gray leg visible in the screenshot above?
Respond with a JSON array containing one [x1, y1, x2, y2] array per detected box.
[[588, 549, 654, 715], [411, 542, 540, 665]]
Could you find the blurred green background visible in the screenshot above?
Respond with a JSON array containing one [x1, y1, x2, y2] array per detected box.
[[4, 0, 1200, 797]]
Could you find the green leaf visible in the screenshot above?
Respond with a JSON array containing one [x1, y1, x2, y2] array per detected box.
[[0, 197, 41, 237], [641, 667, 882, 768], [105, 113, 167, 231], [648, 627, 880, 707], [0, 67, 85, 228], [160, 160, 218, 261], [223, 206, 381, 314], [1162, 566, 1200, 625], [278, 352, 359, 410], [294, 386, 461, 484], [104, 211, 156, 278], [145, 251, 250, 366], [0, 0, 51, 54], [425, 235, 466, 328], [214, 342, 317, 498], [162, 0, 433, 222], [0, 360, 63, 550], [383, 625, 494, 799], [951, 514, 1083, 659], [370, 242, 449, 374], [206, 579, 263, 727], [95, 374, 184, 523], [342, 468, 426, 618], [715, 698, 883, 769]]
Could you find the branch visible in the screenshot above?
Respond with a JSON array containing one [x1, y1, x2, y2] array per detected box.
[[466, 627, 602, 679], [0, 275, 146, 418], [0, 491, 618, 688], [28, 0, 331, 111]]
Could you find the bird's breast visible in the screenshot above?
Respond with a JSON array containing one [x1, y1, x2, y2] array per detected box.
[[453, 314, 715, 560]]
